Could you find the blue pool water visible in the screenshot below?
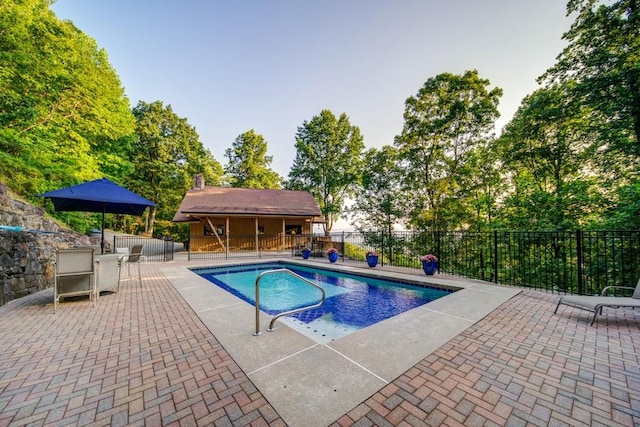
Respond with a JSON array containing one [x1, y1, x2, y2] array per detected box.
[[192, 262, 454, 342]]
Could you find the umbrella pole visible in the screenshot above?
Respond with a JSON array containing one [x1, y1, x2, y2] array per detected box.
[[101, 209, 105, 254]]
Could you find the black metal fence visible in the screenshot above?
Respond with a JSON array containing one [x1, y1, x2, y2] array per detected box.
[[187, 230, 640, 295], [346, 230, 640, 295], [113, 235, 176, 262]]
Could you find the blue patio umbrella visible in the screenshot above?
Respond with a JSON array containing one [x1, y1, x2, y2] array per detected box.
[[39, 178, 156, 253]]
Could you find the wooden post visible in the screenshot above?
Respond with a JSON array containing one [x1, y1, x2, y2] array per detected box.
[[255, 217, 259, 255], [225, 217, 230, 259]]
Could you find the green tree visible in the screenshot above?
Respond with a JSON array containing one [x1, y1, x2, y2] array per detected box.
[[540, 0, 640, 154], [463, 145, 505, 231], [0, 0, 134, 195], [286, 110, 364, 235], [496, 84, 600, 230], [349, 146, 405, 234], [599, 183, 640, 229], [394, 70, 502, 230], [130, 101, 223, 235], [224, 130, 282, 188]]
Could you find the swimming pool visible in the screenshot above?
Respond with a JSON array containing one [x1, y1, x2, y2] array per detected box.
[[192, 262, 455, 343]]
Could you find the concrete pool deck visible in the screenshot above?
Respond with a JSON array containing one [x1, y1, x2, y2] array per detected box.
[[166, 259, 520, 426], [1, 255, 639, 426]]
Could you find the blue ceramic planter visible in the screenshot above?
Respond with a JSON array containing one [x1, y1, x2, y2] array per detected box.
[[366, 255, 378, 267], [422, 260, 438, 275], [301, 249, 310, 259], [328, 252, 339, 263]]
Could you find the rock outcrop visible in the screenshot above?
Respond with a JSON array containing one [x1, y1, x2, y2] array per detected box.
[[0, 183, 98, 305]]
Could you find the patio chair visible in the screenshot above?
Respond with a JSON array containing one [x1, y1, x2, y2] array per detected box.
[[554, 279, 640, 325], [115, 247, 130, 262], [54, 248, 96, 312], [117, 244, 144, 290]]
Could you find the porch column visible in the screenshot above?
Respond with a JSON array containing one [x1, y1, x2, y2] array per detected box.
[[225, 217, 229, 259], [282, 219, 286, 251], [255, 217, 259, 254]]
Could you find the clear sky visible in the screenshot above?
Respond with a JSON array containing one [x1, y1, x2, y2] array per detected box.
[[51, 0, 572, 179]]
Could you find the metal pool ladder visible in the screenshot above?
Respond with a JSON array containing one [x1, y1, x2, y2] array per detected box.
[[253, 268, 326, 336]]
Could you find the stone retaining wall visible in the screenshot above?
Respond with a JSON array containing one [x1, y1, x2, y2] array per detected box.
[[0, 184, 96, 305]]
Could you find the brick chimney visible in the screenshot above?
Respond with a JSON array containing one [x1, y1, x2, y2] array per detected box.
[[193, 174, 205, 190]]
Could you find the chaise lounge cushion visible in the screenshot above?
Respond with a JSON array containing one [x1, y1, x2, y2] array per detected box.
[[555, 279, 640, 325]]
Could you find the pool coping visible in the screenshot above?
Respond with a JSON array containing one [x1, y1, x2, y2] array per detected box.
[[159, 258, 520, 427]]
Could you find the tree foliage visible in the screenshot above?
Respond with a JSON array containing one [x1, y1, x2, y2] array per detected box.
[[531, 0, 640, 231], [4, 0, 640, 239], [349, 146, 405, 234], [394, 70, 502, 230], [129, 101, 223, 235], [540, 0, 640, 154], [496, 84, 602, 230], [0, 0, 135, 195], [286, 110, 364, 234], [224, 130, 282, 188], [462, 145, 505, 231]]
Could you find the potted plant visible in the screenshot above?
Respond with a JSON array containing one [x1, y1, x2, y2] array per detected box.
[[327, 247, 339, 263], [301, 247, 311, 259], [366, 250, 379, 267], [420, 254, 438, 275]]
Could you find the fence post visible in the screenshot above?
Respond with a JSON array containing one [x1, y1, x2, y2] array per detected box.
[[380, 230, 385, 267], [341, 232, 345, 262], [493, 230, 499, 283], [163, 236, 167, 262], [436, 231, 441, 272], [576, 230, 584, 294]]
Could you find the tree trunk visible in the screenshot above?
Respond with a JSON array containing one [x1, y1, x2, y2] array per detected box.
[[145, 206, 157, 236]]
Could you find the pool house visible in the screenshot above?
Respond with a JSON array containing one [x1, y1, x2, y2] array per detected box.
[[173, 175, 323, 254]]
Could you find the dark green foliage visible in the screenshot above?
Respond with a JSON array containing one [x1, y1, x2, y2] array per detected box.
[[0, 0, 135, 196], [225, 130, 282, 189], [349, 146, 405, 234], [540, 0, 640, 152], [2, 0, 640, 241], [286, 110, 365, 234], [0, 2, 224, 237], [129, 101, 223, 235], [394, 70, 502, 231], [495, 84, 602, 230]]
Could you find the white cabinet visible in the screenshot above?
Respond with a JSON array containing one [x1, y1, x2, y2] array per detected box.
[[96, 254, 119, 293]]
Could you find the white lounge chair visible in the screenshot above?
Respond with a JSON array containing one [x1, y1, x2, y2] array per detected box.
[[554, 279, 640, 325]]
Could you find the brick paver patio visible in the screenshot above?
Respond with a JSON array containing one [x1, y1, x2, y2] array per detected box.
[[1, 262, 639, 426], [336, 290, 640, 426], [0, 264, 284, 426]]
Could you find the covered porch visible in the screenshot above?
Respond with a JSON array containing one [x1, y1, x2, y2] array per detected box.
[[187, 215, 315, 253]]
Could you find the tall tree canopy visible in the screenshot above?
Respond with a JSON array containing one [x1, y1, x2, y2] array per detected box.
[[540, 0, 640, 155], [394, 70, 502, 230], [0, 0, 135, 194], [129, 101, 223, 235], [224, 130, 282, 189], [496, 84, 601, 230], [462, 144, 505, 231], [286, 110, 364, 234], [349, 146, 405, 234]]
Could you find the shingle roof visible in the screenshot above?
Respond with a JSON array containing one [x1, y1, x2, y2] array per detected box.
[[172, 187, 322, 222]]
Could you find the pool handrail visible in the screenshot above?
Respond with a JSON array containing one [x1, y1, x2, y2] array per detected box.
[[253, 268, 326, 336]]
